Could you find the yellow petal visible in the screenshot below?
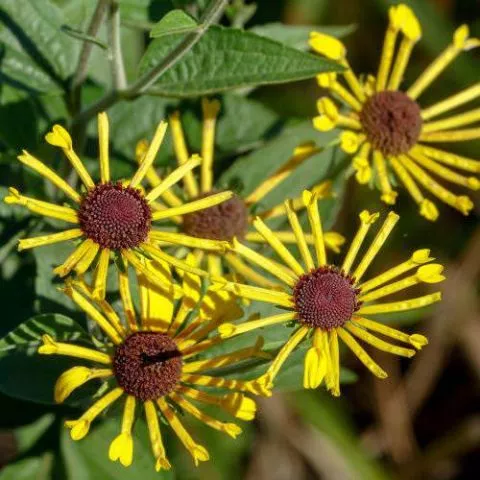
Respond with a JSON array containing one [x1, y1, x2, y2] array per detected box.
[[309, 32, 346, 60], [45, 124, 72, 149], [340, 131, 361, 154], [416, 264, 445, 283], [54, 366, 111, 403], [399, 5, 421, 40], [109, 433, 134, 467]]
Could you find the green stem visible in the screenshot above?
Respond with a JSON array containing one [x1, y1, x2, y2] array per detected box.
[[72, 0, 228, 127], [70, 0, 109, 112], [108, 1, 127, 90]]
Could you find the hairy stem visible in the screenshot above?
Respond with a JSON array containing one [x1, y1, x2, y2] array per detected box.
[[70, 0, 109, 112], [108, 0, 127, 90], [72, 0, 228, 127]]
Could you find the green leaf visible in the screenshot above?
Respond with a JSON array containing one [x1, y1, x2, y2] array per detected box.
[[172, 94, 280, 159], [0, 313, 90, 403], [32, 242, 80, 313], [0, 43, 62, 93], [0, 0, 80, 81], [61, 418, 175, 480], [107, 94, 179, 167], [218, 120, 346, 228], [215, 94, 279, 155], [139, 26, 342, 97], [150, 9, 198, 38], [0, 85, 39, 150], [250, 22, 356, 50]]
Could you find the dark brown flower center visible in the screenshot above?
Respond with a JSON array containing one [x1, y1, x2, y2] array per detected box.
[[78, 182, 151, 250], [182, 192, 248, 241], [293, 266, 360, 330], [113, 332, 182, 401], [359, 91, 422, 156]]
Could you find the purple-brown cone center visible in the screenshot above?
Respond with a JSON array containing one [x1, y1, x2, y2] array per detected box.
[[359, 91, 422, 156], [113, 332, 182, 401], [78, 182, 152, 250], [293, 266, 360, 330], [182, 192, 248, 241]]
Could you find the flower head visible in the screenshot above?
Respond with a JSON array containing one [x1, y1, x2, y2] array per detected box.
[[39, 259, 268, 470], [5, 113, 234, 299], [136, 98, 345, 284], [311, 4, 480, 220], [218, 190, 444, 395]]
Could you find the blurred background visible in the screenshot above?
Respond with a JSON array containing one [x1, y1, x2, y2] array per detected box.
[[0, 0, 479, 479]]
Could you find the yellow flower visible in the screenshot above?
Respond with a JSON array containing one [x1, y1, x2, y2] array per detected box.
[[218, 190, 444, 396], [310, 4, 480, 221], [136, 98, 345, 286], [39, 257, 269, 470], [5, 113, 233, 299]]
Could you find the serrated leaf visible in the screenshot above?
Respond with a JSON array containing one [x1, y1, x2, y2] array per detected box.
[[139, 25, 342, 97], [150, 9, 198, 38], [250, 23, 356, 50], [0, 313, 89, 403], [0, 0, 80, 80]]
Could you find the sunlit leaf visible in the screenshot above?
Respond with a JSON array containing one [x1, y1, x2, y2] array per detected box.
[[139, 26, 342, 97]]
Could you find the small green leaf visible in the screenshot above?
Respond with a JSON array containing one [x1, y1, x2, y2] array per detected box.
[[139, 26, 343, 97], [150, 9, 199, 38], [251, 23, 356, 50]]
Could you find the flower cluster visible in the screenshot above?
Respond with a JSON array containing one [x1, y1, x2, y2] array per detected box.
[[5, 2, 476, 472], [310, 4, 480, 220]]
